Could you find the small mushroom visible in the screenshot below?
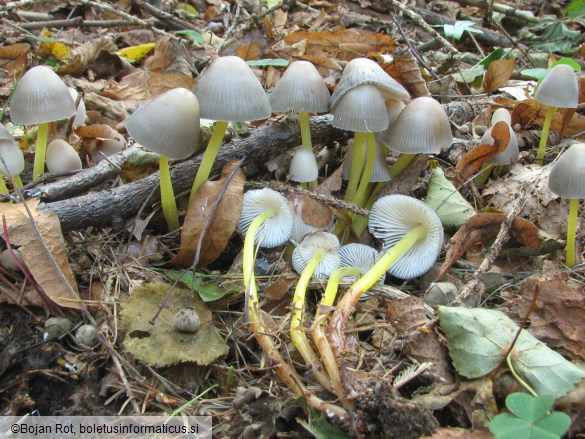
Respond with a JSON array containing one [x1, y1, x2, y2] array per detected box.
[[174, 308, 201, 333], [0, 247, 25, 272], [289, 147, 318, 186], [0, 125, 25, 192], [75, 324, 98, 347], [68, 88, 87, 128], [46, 139, 82, 173], [548, 142, 585, 266]]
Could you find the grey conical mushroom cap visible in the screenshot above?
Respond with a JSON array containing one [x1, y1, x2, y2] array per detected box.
[[10, 66, 76, 125], [289, 147, 318, 183], [237, 188, 293, 248], [548, 143, 585, 199], [343, 140, 391, 182], [332, 84, 389, 132], [292, 231, 340, 279], [339, 243, 386, 283], [330, 58, 409, 111], [0, 126, 24, 177], [369, 194, 444, 279], [270, 61, 330, 113], [382, 97, 453, 154], [194, 56, 271, 122], [535, 64, 578, 109], [126, 88, 200, 160]]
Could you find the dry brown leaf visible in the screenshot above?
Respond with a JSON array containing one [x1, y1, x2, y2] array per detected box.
[[235, 43, 262, 61], [422, 427, 493, 438], [170, 162, 245, 267], [57, 36, 117, 76], [482, 59, 515, 92], [507, 266, 585, 361], [438, 213, 544, 279], [144, 35, 192, 76], [512, 98, 585, 139], [0, 43, 30, 81], [382, 51, 430, 98], [455, 121, 510, 181], [264, 274, 297, 301], [76, 123, 120, 140], [0, 200, 81, 310]]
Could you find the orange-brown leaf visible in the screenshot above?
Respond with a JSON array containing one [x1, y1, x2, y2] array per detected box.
[[512, 98, 585, 140], [483, 59, 515, 92], [455, 121, 510, 181], [170, 162, 245, 267], [235, 43, 262, 61]]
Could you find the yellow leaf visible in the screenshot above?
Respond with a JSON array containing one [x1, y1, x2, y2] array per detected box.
[[37, 28, 71, 61], [116, 43, 156, 63]]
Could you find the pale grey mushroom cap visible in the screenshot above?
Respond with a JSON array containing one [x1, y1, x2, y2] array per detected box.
[[339, 243, 386, 284], [68, 88, 87, 128], [490, 108, 512, 125], [0, 126, 24, 177], [10, 66, 76, 125], [330, 58, 409, 111], [382, 97, 453, 154], [369, 194, 444, 279], [237, 188, 293, 248], [331, 84, 389, 133], [46, 139, 82, 172], [481, 123, 519, 166], [194, 56, 271, 122], [270, 61, 330, 113], [342, 140, 391, 182], [548, 143, 585, 199], [289, 147, 318, 183], [535, 64, 578, 109], [126, 88, 200, 160], [92, 134, 127, 163], [292, 231, 340, 279], [375, 98, 406, 144]]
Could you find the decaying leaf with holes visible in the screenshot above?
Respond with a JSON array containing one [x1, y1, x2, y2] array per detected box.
[[0, 200, 81, 310]]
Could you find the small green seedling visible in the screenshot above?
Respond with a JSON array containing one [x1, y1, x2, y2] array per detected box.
[[489, 392, 570, 439]]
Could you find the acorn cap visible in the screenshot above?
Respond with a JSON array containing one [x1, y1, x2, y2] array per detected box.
[[548, 142, 585, 199], [270, 61, 330, 113], [381, 97, 453, 154], [331, 84, 389, 133], [330, 58, 409, 111], [0, 126, 24, 177], [237, 188, 293, 248], [289, 147, 318, 183], [46, 139, 82, 172], [68, 88, 87, 128], [368, 194, 444, 279], [126, 88, 200, 160], [292, 231, 340, 279], [10, 66, 76, 125], [535, 64, 578, 109], [339, 243, 386, 284], [194, 56, 271, 122]]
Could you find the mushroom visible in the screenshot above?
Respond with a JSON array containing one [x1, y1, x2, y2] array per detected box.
[[125, 87, 200, 231], [381, 96, 453, 177], [270, 60, 330, 150], [91, 133, 127, 163], [46, 139, 82, 173], [548, 142, 585, 266], [9, 66, 76, 180], [0, 125, 24, 193], [289, 147, 318, 187], [68, 88, 87, 128], [291, 231, 340, 392], [191, 56, 271, 202], [534, 64, 578, 164]]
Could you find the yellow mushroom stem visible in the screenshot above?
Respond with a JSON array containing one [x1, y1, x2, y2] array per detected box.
[[535, 105, 556, 165], [566, 198, 579, 267], [0, 178, 9, 196], [158, 155, 180, 231], [353, 133, 376, 208], [33, 122, 49, 180], [474, 163, 493, 186], [299, 110, 312, 150], [388, 153, 417, 178], [190, 120, 229, 204], [344, 132, 367, 202], [290, 250, 334, 393], [13, 175, 23, 188]]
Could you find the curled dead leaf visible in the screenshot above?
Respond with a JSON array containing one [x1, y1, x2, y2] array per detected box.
[[57, 36, 117, 76], [170, 161, 245, 267]]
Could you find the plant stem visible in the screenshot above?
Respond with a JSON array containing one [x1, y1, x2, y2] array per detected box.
[[353, 133, 376, 208], [290, 250, 333, 393], [158, 155, 179, 231], [474, 163, 493, 186], [506, 354, 537, 396], [299, 110, 312, 150], [345, 132, 367, 202], [0, 178, 9, 195], [566, 198, 579, 267], [190, 120, 229, 204], [389, 153, 417, 178], [242, 209, 275, 291], [319, 267, 362, 313], [535, 105, 556, 165], [33, 122, 49, 180], [13, 175, 22, 188]]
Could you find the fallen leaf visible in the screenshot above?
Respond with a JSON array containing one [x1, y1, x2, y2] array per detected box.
[[455, 121, 510, 181], [483, 59, 515, 92], [170, 161, 245, 267], [57, 36, 117, 76], [263, 274, 297, 301], [438, 213, 544, 280], [144, 35, 193, 77], [512, 98, 585, 140], [235, 43, 262, 61], [37, 28, 71, 61], [382, 50, 430, 98], [0, 200, 81, 310], [122, 282, 228, 367], [0, 43, 29, 80], [116, 43, 155, 63]]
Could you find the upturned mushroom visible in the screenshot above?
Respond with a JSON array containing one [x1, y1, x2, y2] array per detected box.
[[534, 64, 578, 164], [548, 142, 585, 266], [10, 66, 76, 180], [270, 60, 330, 150], [45, 139, 82, 173], [191, 56, 270, 203], [125, 87, 200, 231]]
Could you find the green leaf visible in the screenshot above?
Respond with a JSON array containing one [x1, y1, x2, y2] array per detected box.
[[175, 30, 204, 44], [439, 307, 585, 398], [518, 18, 581, 52], [298, 418, 353, 439], [30, 35, 58, 43], [567, 0, 585, 17], [452, 65, 486, 84], [488, 413, 532, 439], [246, 58, 289, 67], [161, 270, 239, 302], [479, 48, 506, 67], [442, 20, 484, 41], [506, 393, 553, 421], [522, 58, 580, 84]]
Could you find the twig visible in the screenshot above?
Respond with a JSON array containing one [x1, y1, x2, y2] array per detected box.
[[132, 0, 200, 31], [4, 0, 52, 10], [17, 17, 158, 29]]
